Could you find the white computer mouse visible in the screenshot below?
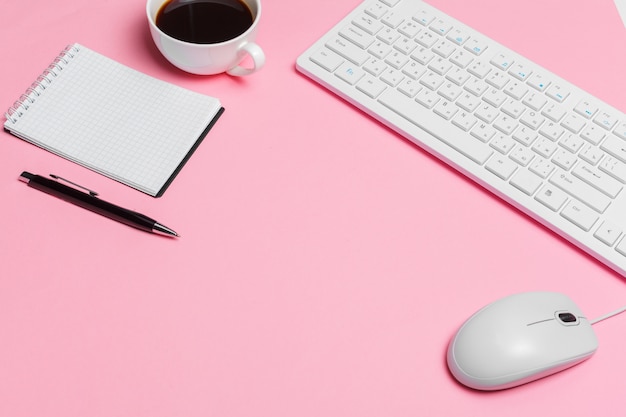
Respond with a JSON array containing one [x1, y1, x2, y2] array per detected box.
[[447, 291, 598, 390]]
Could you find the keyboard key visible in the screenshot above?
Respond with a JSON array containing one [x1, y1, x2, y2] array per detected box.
[[432, 40, 456, 58], [594, 110, 619, 131], [485, 71, 509, 89], [420, 71, 445, 90], [430, 18, 452, 35], [450, 50, 474, 68], [428, 56, 452, 74], [535, 184, 568, 211], [382, 11, 405, 29], [380, 68, 405, 86], [513, 126, 538, 147], [574, 99, 598, 119], [490, 133, 516, 154], [594, 221, 623, 246], [411, 47, 435, 65], [457, 92, 481, 112], [452, 111, 478, 131], [504, 81, 529, 101], [510, 168, 542, 195], [402, 61, 426, 79], [572, 163, 623, 198], [580, 144, 604, 165], [486, 154, 518, 180], [527, 72, 551, 91], [340, 25, 375, 49], [467, 60, 491, 78], [446, 28, 470, 45], [539, 122, 565, 141], [599, 156, 626, 183], [510, 145, 535, 166], [446, 67, 470, 85], [471, 123, 496, 142], [385, 51, 409, 69], [601, 135, 626, 163], [398, 20, 421, 38], [326, 37, 369, 65], [413, 10, 435, 26], [415, 88, 440, 108], [551, 148, 577, 171], [520, 110, 546, 130], [365, 2, 387, 19], [353, 14, 384, 35], [523, 92, 548, 111], [493, 114, 518, 135], [363, 58, 387, 76], [483, 88, 507, 107], [398, 78, 421, 97], [438, 82, 462, 101], [335, 62, 365, 85], [541, 103, 566, 122], [529, 158, 555, 178], [377, 27, 400, 44], [356, 76, 387, 98], [501, 99, 526, 119], [464, 38, 488, 55], [433, 100, 459, 120], [532, 137, 558, 158], [464, 78, 489, 96], [490, 53, 514, 70], [580, 124, 605, 145], [378, 89, 493, 164], [509, 62, 532, 81], [393, 37, 417, 55], [561, 201, 598, 231], [549, 170, 611, 213], [475, 103, 498, 123], [561, 113, 586, 134], [546, 84, 569, 102], [310, 48, 344, 72], [559, 133, 585, 153], [368, 40, 393, 59], [416, 31, 437, 48]]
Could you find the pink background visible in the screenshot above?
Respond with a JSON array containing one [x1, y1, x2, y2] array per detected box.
[[2, 0, 626, 415]]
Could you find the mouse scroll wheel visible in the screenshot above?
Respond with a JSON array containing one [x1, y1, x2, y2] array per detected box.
[[558, 312, 578, 323]]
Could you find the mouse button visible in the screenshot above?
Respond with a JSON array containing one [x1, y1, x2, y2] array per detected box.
[[539, 319, 598, 359], [499, 292, 561, 323], [450, 315, 538, 378]]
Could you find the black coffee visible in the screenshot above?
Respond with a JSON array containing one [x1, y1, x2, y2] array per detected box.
[[156, 0, 254, 44]]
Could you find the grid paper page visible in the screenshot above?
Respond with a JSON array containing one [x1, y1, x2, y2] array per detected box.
[[4, 43, 223, 196]]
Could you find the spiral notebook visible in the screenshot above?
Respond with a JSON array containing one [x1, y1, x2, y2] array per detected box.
[[4, 43, 224, 197]]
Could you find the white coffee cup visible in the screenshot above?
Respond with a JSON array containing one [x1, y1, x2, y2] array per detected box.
[[146, 0, 265, 76]]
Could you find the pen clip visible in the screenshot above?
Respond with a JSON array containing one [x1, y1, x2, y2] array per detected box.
[[50, 174, 99, 197]]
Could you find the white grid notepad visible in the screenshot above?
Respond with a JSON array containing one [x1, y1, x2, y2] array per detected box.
[[4, 43, 224, 197]]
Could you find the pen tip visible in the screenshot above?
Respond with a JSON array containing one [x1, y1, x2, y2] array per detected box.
[[153, 222, 179, 237]]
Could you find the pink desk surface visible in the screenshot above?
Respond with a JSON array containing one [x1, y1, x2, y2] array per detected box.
[[1, 0, 626, 415]]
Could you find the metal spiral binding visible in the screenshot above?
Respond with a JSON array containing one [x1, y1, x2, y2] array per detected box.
[[4, 44, 80, 124]]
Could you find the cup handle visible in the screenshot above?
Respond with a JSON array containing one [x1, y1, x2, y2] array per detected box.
[[226, 42, 266, 76]]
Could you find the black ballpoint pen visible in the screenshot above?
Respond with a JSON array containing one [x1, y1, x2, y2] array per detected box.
[[19, 171, 179, 237]]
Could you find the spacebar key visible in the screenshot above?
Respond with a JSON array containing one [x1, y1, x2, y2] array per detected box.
[[378, 89, 493, 165]]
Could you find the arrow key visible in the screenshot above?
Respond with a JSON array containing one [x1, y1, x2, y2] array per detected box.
[[594, 220, 623, 246]]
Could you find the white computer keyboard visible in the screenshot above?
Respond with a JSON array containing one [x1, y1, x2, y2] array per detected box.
[[296, 0, 626, 277]]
